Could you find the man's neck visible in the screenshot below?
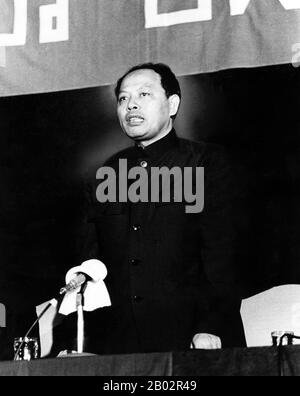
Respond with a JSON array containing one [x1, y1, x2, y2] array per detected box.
[[138, 123, 173, 148]]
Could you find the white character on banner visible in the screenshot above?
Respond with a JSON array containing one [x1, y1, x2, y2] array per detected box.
[[145, 0, 212, 28], [0, 0, 69, 49], [0, 0, 27, 46], [278, 0, 300, 10], [39, 0, 69, 43], [0, 303, 6, 328], [292, 43, 300, 68], [230, 0, 300, 16]]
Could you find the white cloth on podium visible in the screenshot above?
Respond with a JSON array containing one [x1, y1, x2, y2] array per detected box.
[[36, 299, 59, 358]]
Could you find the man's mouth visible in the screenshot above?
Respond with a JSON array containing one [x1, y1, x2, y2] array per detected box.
[[126, 114, 145, 126]]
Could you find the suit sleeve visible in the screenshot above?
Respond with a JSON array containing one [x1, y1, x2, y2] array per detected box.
[[196, 145, 245, 347], [77, 179, 100, 263]]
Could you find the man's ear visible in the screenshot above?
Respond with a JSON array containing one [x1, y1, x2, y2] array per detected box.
[[168, 94, 181, 118]]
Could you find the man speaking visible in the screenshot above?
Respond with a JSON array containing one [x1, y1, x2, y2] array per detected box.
[[54, 63, 245, 355]]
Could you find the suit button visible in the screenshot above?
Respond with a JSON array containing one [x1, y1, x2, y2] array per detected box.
[[133, 295, 143, 303], [132, 224, 141, 231], [131, 259, 140, 266], [140, 160, 148, 168]]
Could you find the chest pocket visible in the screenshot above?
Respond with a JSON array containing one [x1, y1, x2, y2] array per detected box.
[[154, 200, 188, 210], [102, 202, 126, 215], [154, 200, 203, 227], [88, 202, 126, 222]]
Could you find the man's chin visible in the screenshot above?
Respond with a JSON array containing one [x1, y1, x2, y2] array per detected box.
[[124, 128, 147, 141]]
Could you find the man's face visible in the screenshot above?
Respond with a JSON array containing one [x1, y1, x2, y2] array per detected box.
[[117, 69, 179, 145]]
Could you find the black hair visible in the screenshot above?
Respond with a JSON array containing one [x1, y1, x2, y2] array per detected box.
[[115, 63, 181, 118]]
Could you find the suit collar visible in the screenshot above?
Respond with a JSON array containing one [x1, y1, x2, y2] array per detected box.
[[134, 129, 179, 161]]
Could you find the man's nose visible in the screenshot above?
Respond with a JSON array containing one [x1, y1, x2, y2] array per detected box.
[[127, 97, 139, 111]]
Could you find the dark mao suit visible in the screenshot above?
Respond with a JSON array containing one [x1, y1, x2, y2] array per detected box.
[[53, 130, 246, 355]]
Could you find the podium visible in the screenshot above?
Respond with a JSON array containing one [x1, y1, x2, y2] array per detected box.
[[1, 346, 300, 376]]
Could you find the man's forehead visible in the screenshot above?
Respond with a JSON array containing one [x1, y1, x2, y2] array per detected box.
[[120, 69, 162, 91]]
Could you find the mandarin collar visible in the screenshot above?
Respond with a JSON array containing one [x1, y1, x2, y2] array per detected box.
[[134, 129, 179, 160]]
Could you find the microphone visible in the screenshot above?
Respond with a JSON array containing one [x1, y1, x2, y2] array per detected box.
[[59, 259, 108, 295], [14, 260, 109, 360], [59, 273, 87, 295]]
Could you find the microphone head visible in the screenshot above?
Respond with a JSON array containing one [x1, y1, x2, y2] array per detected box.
[[65, 259, 107, 284]]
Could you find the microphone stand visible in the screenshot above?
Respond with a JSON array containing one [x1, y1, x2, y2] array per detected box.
[[76, 283, 87, 354], [76, 293, 84, 354], [14, 277, 93, 360]]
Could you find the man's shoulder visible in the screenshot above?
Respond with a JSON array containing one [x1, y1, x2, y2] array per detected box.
[[177, 137, 229, 165], [178, 137, 207, 153], [103, 136, 230, 167], [104, 145, 135, 167]]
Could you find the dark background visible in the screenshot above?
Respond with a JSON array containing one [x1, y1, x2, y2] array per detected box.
[[0, 63, 299, 359]]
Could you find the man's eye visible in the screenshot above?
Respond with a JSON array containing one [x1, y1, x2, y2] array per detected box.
[[140, 92, 150, 97], [118, 97, 127, 103]]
